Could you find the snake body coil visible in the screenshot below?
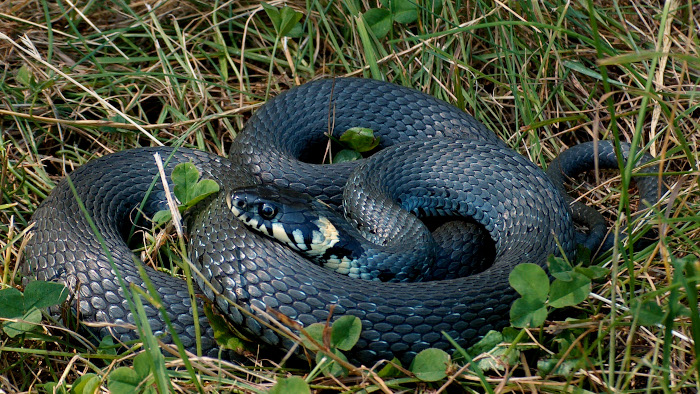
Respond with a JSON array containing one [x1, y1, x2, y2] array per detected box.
[[24, 78, 664, 364]]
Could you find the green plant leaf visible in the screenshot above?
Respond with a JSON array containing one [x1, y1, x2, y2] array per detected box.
[[410, 348, 450, 382], [509, 263, 549, 302], [549, 273, 591, 308], [474, 341, 520, 372], [510, 296, 547, 328], [0, 282, 69, 337], [333, 149, 362, 163], [269, 376, 311, 394], [278, 6, 303, 38], [262, 3, 303, 38], [24, 280, 69, 310], [39, 382, 67, 394], [286, 23, 304, 38], [16, 64, 36, 87], [464, 330, 521, 372], [151, 210, 172, 226], [501, 326, 521, 342], [171, 162, 201, 203], [301, 322, 326, 351], [363, 8, 392, 39], [96, 336, 117, 356], [377, 357, 402, 377], [316, 348, 349, 377], [187, 179, 220, 207], [575, 265, 610, 280], [330, 315, 362, 351], [387, 0, 418, 24], [575, 244, 592, 265], [0, 287, 24, 318], [204, 304, 250, 352], [548, 255, 573, 281], [467, 330, 503, 356], [101, 114, 129, 133], [107, 367, 141, 393], [169, 162, 220, 209], [339, 127, 380, 152], [3, 307, 42, 338], [133, 352, 152, 380], [261, 3, 281, 33], [632, 299, 664, 326], [537, 358, 581, 377], [71, 373, 101, 394]]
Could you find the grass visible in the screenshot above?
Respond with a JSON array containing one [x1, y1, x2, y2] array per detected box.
[[1, 0, 698, 392]]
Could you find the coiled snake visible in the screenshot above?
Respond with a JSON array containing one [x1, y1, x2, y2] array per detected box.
[[24, 78, 665, 364]]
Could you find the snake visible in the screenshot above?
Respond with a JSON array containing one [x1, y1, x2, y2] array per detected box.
[[23, 78, 666, 365]]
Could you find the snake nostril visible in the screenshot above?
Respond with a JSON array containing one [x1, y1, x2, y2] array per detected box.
[[234, 198, 246, 209]]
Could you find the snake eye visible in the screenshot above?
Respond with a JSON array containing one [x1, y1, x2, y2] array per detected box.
[[258, 203, 278, 220]]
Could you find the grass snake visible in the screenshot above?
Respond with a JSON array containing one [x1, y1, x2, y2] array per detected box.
[[24, 78, 666, 364]]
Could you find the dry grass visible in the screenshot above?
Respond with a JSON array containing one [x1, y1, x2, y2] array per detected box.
[[1, 0, 698, 392]]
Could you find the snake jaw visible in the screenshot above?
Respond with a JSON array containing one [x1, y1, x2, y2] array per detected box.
[[227, 187, 340, 254], [307, 216, 340, 257], [226, 186, 371, 278]]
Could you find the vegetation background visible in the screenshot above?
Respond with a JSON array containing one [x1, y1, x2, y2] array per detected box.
[[0, 0, 697, 392]]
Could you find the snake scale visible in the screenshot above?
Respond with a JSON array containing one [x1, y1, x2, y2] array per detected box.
[[24, 78, 665, 364]]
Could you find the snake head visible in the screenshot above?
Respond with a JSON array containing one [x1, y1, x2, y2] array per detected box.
[[227, 185, 343, 259]]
